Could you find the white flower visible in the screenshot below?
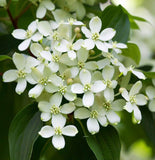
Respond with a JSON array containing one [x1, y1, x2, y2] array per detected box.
[[146, 79, 155, 112], [38, 92, 75, 122], [12, 20, 42, 51], [3, 52, 39, 94], [36, 0, 55, 19], [71, 69, 106, 107], [121, 81, 147, 123], [39, 114, 78, 150], [81, 16, 116, 52], [128, 66, 146, 80]]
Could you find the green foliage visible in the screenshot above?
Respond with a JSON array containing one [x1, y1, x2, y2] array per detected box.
[[9, 102, 43, 160], [121, 43, 141, 65], [101, 5, 130, 43], [0, 55, 11, 61]]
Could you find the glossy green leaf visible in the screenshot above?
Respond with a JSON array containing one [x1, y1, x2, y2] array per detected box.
[[141, 108, 155, 147], [9, 102, 43, 160], [121, 43, 141, 65], [101, 5, 130, 43], [0, 55, 11, 61], [80, 122, 121, 160]]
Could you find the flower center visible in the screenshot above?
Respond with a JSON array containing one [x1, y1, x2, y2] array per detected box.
[[55, 127, 62, 135], [112, 41, 117, 48], [26, 30, 33, 38], [92, 32, 99, 41], [18, 70, 26, 78], [105, 80, 112, 88], [130, 95, 136, 104], [78, 61, 85, 69], [52, 54, 60, 62], [90, 110, 98, 119], [50, 105, 60, 114], [84, 84, 91, 92], [52, 31, 60, 41], [68, 18, 76, 25], [39, 77, 48, 85], [103, 101, 111, 111], [67, 43, 73, 50], [58, 85, 67, 95]]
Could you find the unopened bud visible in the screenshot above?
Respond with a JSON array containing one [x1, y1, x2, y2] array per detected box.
[[89, 50, 95, 56], [119, 87, 125, 93], [74, 27, 80, 33], [67, 78, 73, 85], [76, 33, 82, 39]]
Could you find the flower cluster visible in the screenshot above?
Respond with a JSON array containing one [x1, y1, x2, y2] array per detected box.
[[3, 0, 153, 150]]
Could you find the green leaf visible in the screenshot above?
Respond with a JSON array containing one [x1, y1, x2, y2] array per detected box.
[[0, 55, 11, 61], [9, 102, 43, 160], [141, 108, 155, 147], [80, 122, 121, 160], [101, 5, 130, 43], [121, 43, 141, 65], [143, 72, 155, 79]]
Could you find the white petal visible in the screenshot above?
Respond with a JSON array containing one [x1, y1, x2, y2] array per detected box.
[[36, 5, 46, 19], [129, 81, 142, 96], [79, 69, 91, 85], [98, 115, 108, 126], [146, 86, 155, 99], [104, 88, 114, 102], [64, 91, 76, 101], [73, 39, 83, 50], [49, 74, 63, 86], [91, 71, 103, 82], [26, 74, 37, 84], [97, 59, 110, 70], [18, 38, 31, 51], [52, 135, 65, 150], [3, 69, 17, 82], [62, 125, 78, 137], [136, 94, 147, 106], [87, 118, 99, 134], [70, 67, 79, 78], [38, 21, 51, 36], [30, 43, 43, 57], [55, 39, 68, 52], [111, 99, 125, 111], [124, 102, 134, 113], [12, 29, 26, 39], [40, 51, 52, 61], [42, 0, 55, 10], [148, 99, 155, 112], [132, 70, 146, 80], [95, 41, 108, 52], [91, 80, 106, 93], [31, 32, 43, 41], [121, 89, 129, 101], [111, 80, 117, 89], [16, 79, 27, 94], [28, 21, 37, 33], [59, 53, 77, 66], [133, 105, 142, 123], [61, 102, 75, 114], [40, 112, 51, 122], [68, 50, 76, 60], [83, 92, 94, 107], [71, 83, 84, 94], [77, 47, 89, 62], [74, 108, 90, 119], [106, 111, 120, 124], [49, 93, 62, 106], [102, 65, 114, 80], [13, 53, 26, 70], [45, 83, 58, 93], [81, 26, 91, 38], [39, 125, 54, 138], [38, 101, 50, 112], [48, 62, 59, 73], [52, 114, 66, 128], [100, 28, 116, 41], [82, 39, 95, 50], [116, 43, 127, 48], [89, 16, 101, 33], [25, 56, 40, 70], [28, 84, 44, 98], [85, 61, 98, 71]]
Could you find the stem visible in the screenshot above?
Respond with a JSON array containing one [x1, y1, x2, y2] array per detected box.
[[6, 7, 18, 29]]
